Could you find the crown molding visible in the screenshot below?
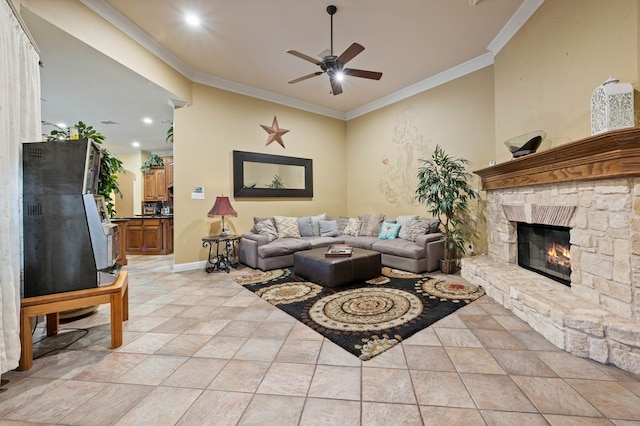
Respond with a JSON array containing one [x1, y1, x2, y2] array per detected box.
[[80, 0, 195, 79], [487, 0, 545, 55], [80, 0, 541, 122], [345, 52, 494, 120], [192, 72, 346, 120], [82, 0, 344, 120]]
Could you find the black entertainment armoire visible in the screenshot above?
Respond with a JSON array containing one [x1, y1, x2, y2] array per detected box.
[[22, 139, 121, 298]]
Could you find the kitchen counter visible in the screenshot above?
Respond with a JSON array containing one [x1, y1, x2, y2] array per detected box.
[[119, 216, 173, 255]]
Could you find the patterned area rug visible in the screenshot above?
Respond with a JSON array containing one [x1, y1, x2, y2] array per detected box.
[[234, 267, 485, 360]]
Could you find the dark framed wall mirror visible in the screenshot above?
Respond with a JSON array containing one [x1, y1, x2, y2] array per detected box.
[[233, 151, 313, 198]]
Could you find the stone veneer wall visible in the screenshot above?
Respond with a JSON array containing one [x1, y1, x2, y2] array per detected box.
[[461, 177, 640, 374]]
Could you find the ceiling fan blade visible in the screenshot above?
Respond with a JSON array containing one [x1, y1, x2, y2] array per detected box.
[[287, 50, 322, 65], [329, 77, 343, 95], [336, 43, 364, 65], [288, 72, 324, 84], [343, 68, 383, 80]]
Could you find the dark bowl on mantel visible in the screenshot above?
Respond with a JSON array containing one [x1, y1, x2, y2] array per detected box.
[[504, 130, 546, 158]]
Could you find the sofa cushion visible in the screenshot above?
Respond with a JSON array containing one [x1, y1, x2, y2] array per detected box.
[[358, 213, 385, 236], [396, 215, 419, 240], [274, 216, 301, 239], [254, 219, 278, 242], [301, 236, 344, 248], [372, 238, 425, 260], [298, 216, 314, 237], [328, 216, 350, 234], [378, 222, 401, 240], [339, 235, 379, 249], [258, 238, 312, 258], [319, 219, 340, 237], [310, 213, 327, 236], [252, 216, 276, 233], [421, 217, 441, 233], [343, 218, 361, 236], [402, 219, 431, 242]]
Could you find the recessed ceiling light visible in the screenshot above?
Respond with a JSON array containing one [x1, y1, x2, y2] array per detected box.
[[185, 13, 200, 26], [132, 141, 140, 148], [57, 122, 67, 128], [143, 117, 153, 124]]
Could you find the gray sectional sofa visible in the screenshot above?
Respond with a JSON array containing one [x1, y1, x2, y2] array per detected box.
[[238, 214, 444, 273]]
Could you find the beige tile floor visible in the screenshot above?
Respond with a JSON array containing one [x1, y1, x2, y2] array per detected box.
[[3, 254, 640, 425]]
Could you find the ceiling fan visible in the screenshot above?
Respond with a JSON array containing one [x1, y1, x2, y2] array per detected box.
[[287, 5, 382, 95]]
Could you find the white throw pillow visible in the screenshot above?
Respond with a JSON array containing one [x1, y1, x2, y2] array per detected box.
[[403, 219, 430, 242], [342, 218, 362, 236], [397, 215, 419, 240], [274, 216, 301, 238]]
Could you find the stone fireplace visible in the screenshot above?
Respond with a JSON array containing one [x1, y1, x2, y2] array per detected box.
[[461, 128, 640, 375]]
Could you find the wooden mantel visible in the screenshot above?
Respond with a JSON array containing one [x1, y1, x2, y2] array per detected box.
[[475, 128, 640, 190]]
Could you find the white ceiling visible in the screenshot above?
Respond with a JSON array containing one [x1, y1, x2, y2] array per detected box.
[[23, 0, 540, 155]]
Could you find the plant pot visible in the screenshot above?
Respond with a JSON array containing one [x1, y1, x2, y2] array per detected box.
[[440, 259, 457, 274]]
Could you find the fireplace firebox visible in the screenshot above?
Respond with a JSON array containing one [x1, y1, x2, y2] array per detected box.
[[517, 223, 571, 285]]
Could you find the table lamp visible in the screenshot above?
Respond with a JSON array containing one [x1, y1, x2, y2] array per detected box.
[[207, 196, 237, 236]]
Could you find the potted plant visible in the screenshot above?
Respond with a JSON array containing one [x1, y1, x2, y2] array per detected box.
[[267, 174, 285, 189], [46, 121, 124, 217], [166, 122, 173, 144], [416, 145, 477, 273], [141, 153, 165, 173]]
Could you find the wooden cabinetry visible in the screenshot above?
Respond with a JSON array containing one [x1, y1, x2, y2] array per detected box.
[[164, 156, 173, 188], [143, 167, 167, 201], [126, 217, 173, 255], [163, 219, 173, 253], [143, 156, 173, 202]]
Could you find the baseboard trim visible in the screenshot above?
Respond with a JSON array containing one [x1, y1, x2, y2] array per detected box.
[[173, 261, 206, 273]]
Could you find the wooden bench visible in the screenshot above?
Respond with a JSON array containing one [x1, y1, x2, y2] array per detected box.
[[18, 271, 129, 371]]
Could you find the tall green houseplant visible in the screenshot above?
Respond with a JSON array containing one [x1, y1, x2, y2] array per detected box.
[[47, 121, 124, 217], [416, 145, 477, 273]]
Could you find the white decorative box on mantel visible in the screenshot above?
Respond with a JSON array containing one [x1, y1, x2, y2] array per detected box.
[[590, 77, 634, 135]]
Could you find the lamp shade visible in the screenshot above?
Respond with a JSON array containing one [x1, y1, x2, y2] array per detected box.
[[207, 196, 237, 217]]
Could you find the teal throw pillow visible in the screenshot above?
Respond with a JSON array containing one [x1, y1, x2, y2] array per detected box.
[[378, 222, 401, 240]]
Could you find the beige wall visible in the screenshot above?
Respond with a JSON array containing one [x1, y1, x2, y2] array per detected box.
[[346, 67, 495, 254], [494, 0, 638, 164], [173, 83, 346, 264]]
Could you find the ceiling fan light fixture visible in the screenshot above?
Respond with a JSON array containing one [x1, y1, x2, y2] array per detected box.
[[286, 5, 382, 95], [185, 13, 200, 27]]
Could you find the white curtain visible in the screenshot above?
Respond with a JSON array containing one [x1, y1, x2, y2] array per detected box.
[[0, 0, 41, 373]]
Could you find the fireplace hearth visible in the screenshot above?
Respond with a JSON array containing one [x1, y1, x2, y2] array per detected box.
[[517, 223, 571, 285], [463, 128, 640, 375]]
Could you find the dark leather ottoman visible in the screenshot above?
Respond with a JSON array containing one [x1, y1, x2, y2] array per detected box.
[[293, 247, 382, 288]]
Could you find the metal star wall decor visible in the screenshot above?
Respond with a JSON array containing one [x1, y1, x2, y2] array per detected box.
[[260, 116, 289, 148]]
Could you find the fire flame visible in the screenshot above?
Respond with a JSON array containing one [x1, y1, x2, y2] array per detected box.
[[546, 241, 571, 269]]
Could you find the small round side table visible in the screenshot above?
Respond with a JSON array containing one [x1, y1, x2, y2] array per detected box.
[[202, 234, 240, 273]]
